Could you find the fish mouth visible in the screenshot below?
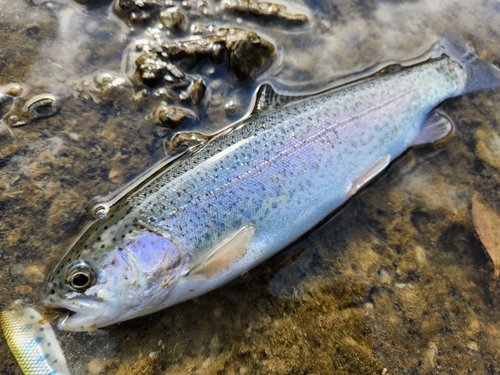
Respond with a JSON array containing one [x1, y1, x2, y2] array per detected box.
[[44, 296, 105, 331], [40, 306, 70, 324], [56, 308, 101, 332]]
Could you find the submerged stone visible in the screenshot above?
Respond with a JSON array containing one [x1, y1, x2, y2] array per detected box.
[[135, 53, 168, 85], [24, 94, 57, 120], [222, 0, 309, 24], [159, 7, 188, 32], [165, 131, 210, 154], [155, 104, 197, 128], [186, 77, 206, 104], [160, 28, 275, 81], [222, 28, 275, 81]]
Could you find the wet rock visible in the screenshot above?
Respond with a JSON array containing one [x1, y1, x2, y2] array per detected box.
[[165, 131, 210, 155], [6, 84, 23, 97], [224, 99, 238, 113], [476, 125, 500, 171], [165, 62, 184, 79], [5, 114, 26, 127], [220, 28, 275, 81], [163, 37, 225, 69], [155, 104, 197, 128], [16, 285, 32, 295], [168, 0, 212, 19], [10, 264, 24, 277], [114, 0, 163, 23], [135, 53, 169, 86], [183, 77, 206, 104], [10, 120, 27, 128], [23, 264, 46, 283], [86, 358, 109, 375], [467, 341, 480, 352], [164, 63, 189, 88], [208, 333, 221, 353], [109, 164, 126, 184], [191, 23, 216, 36], [118, 0, 162, 8], [76, 71, 132, 103], [24, 94, 58, 120], [73, 0, 115, 6], [93, 72, 128, 95], [159, 7, 188, 32], [222, 0, 309, 24], [163, 28, 275, 81], [68, 132, 79, 141]]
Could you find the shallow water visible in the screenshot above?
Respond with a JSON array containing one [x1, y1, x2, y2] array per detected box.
[[1, 0, 500, 374]]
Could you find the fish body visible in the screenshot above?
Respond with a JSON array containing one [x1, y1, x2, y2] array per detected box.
[[0, 303, 70, 375], [45, 30, 500, 331]]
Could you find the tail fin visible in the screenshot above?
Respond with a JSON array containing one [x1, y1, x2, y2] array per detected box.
[[437, 29, 500, 94]]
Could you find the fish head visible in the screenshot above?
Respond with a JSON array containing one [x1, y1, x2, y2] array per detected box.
[[44, 212, 183, 331]]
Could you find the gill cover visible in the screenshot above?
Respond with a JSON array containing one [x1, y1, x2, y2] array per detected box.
[[123, 230, 181, 283]]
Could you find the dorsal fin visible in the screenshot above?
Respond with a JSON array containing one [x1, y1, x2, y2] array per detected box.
[[255, 84, 310, 113]]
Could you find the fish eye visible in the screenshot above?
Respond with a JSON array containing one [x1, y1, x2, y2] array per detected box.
[[70, 272, 91, 289], [64, 260, 95, 292]]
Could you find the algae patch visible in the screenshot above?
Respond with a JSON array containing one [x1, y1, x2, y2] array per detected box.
[[106, 280, 383, 375]]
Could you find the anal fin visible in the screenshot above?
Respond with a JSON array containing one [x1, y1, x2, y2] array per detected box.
[[412, 111, 453, 146], [190, 226, 255, 279], [348, 155, 391, 196]]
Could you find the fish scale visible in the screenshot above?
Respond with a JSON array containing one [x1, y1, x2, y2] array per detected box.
[[137, 59, 463, 253]]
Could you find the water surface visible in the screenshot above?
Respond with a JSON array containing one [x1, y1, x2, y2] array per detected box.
[[1, 0, 500, 374]]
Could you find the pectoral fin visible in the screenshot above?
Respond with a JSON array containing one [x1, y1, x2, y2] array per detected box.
[[348, 155, 391, 196], [189, 226, 256, 279]]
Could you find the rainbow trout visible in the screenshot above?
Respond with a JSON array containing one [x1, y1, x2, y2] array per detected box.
[[45, 30, 500, 331]]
